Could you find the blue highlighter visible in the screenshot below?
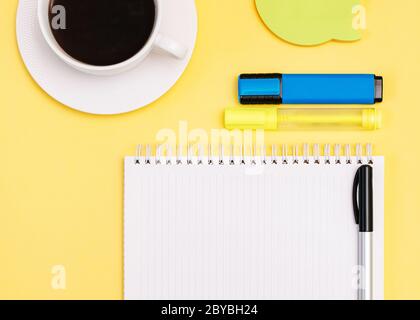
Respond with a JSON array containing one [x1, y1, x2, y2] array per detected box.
[[238, 74, 383, 105]]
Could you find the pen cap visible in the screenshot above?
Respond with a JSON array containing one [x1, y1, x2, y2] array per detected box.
[[225, 108, 278, 130], [238, 74, 282, 105], [353, 165, 374, 232], [362, 109, 382, 130]]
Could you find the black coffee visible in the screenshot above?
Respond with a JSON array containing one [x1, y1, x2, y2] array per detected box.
[[49, 0, 156, 66]]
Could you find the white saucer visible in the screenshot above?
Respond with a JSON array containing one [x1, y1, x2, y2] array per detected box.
[[16, 0, 197, 115]]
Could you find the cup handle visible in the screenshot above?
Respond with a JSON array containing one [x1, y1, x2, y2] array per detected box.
[[154, 33, 188, 59]]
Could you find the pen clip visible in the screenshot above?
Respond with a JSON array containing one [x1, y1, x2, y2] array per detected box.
[[353, 167, 361, 225]]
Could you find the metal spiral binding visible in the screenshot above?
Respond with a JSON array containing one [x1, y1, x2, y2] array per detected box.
[[187, 145, 193, 165], [145, 145, 152, 164], [229, 145, 235, 165], [135, 145, 142, 164], [313, 144, 320, 164], [208, 145, 214, 165], [282, 145, 288, 164], [303, 144, 310, 164], [272, 145, 278, 164], [240, 144, 246, 165], [324, 144, 331, 164], [197, 144, 204, 165], [219, 145, 224, 165], [345, 145, 352, 164], [335, 144, 341, 164], [166, 145, 172, 165], [134, 144, 375, 165]]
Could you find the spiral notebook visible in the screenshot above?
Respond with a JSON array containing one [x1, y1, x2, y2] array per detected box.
[[124, 144, 384, 300]]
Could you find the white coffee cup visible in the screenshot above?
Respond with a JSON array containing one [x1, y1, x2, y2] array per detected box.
[[37, 0, 187, 76]]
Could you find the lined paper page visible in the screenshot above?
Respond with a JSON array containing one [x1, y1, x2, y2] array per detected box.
[[124, 157, 384, 300]]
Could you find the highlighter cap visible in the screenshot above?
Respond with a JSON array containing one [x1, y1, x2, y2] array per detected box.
[[225, 108, 278, 130], [362, 109, 382, 130]]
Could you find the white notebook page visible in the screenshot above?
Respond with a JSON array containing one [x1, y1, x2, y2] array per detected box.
[[124, 157, 384, 300]]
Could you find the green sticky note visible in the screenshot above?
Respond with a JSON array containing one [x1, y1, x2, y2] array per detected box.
[[256, 0, 363, 46]]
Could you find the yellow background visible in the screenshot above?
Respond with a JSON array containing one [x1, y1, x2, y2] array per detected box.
[[1, 0, 419, 300]]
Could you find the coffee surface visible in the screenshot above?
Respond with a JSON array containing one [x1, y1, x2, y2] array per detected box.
[[49, 0, 156, 66]]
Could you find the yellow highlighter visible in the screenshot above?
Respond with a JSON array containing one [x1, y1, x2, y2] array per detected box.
[[225, 108, 382, 131]]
